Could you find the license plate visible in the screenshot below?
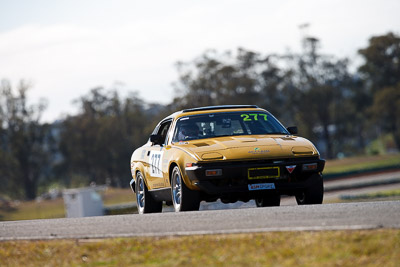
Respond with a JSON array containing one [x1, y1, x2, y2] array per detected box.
[[248, 166, 280, 179], [248, 183, 275, 191]]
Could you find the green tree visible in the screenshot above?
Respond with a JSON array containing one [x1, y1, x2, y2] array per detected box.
[[283, 37, 355, 158], [172, 49, 262, 109], [58, 87, 152, 187], [358, 32, 400, 152], [0, 80, 51, 200], [358, 32, 400, 93], [370, 83, 400, 150]]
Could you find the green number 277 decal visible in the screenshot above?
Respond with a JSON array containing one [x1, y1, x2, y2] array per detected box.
[[241, 113, 267, 121]]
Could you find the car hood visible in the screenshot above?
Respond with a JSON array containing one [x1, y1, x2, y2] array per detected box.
[[174, 135, 318, 161]]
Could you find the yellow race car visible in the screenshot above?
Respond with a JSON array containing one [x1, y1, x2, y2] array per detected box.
[[130, 105, 325, 213]]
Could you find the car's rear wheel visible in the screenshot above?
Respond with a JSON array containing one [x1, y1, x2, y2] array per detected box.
[[171, 166, 200, 212], [255, 192, 281, 207], [295, 173, 324, 205], [136, 171, 162, 214]]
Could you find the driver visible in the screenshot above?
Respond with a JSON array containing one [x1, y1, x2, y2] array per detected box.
[[177, 123, 199, 141]]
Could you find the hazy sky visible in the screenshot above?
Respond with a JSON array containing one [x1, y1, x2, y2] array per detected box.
[[1, 0, 399, 122]]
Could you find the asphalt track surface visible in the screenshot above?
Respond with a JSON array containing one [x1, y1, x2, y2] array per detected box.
[[1, 201, 399, 241]]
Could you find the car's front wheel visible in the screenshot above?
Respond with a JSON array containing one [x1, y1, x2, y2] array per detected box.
[[255, 192, 281, 207], [135, 171, 162, 214], [171, 166, 200, 212], [295, 173, 324, 205]]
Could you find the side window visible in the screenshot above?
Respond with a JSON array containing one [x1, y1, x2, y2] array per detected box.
[[156, 120, 172, 145]]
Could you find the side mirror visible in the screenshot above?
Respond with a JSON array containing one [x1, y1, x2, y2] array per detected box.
[[287, 126, 298, 135], [150, 134, 163, 145]]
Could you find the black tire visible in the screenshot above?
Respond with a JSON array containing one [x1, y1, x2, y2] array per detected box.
[[255, 192, 281, 207], [295, 173, 324, 205], [135, 171, 162, 214], [171, 166, 200, 212]]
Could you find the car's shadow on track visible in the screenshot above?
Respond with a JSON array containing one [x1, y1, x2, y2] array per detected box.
[[162, 197, 298, 212]]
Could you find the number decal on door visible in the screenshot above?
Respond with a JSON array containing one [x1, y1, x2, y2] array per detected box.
[[149, 151, 163, 178]]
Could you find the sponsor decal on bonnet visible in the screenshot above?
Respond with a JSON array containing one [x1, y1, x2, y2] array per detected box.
[[248, 147, 270, 154]]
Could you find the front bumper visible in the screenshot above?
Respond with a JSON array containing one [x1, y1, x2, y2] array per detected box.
[[186, 157, 325, 195]]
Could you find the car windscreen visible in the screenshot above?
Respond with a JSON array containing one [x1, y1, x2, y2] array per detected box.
[[172, 111, 289, 142]]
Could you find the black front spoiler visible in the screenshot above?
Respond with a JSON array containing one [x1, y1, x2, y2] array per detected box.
[[194, 173, 322, 196], [186, 158, 325, 196]]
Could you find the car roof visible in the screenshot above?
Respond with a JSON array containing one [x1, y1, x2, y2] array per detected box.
[[182, 105, 259, 113], [158, 105, 266, 124], [175, 105, 267, 119]]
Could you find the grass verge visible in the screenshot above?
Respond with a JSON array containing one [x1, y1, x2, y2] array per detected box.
[[1, 230, 399, 267], [0, 188, 135, 221], [324, 153, 400, 175], [0, 198, 65, 221], [340, 189, 400, 201]]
